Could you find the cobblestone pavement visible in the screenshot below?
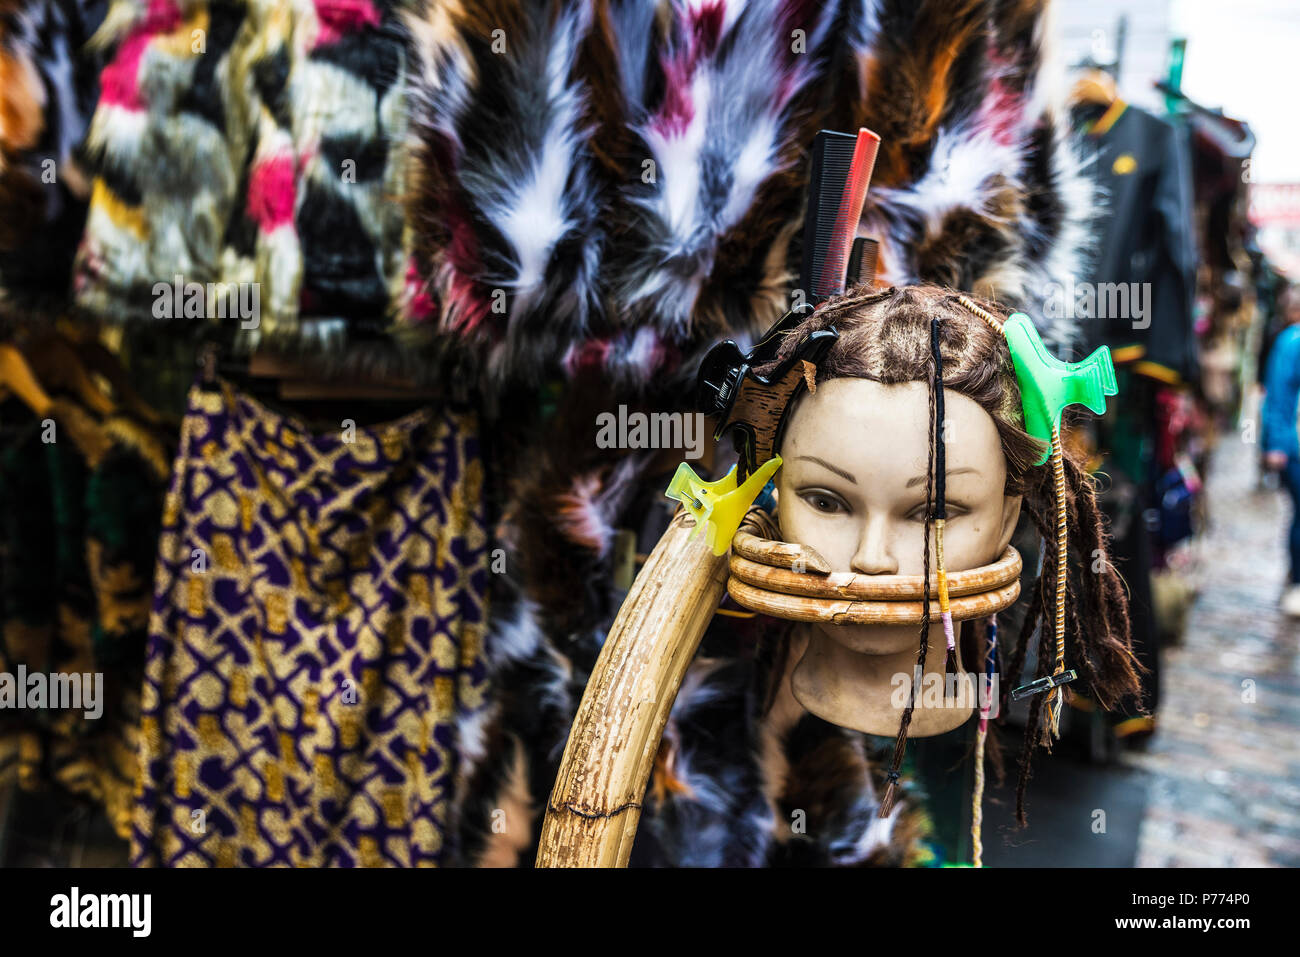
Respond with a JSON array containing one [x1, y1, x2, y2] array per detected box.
[[1126, 432, 1300, 867]]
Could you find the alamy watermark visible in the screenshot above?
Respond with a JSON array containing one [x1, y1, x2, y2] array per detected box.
[[0, 666, 103, 719], [152, 275, 260, 329], [595, 405, 707, 460], [1043, 277, 1151, 330], [50, 887, 150, 937], [890, 667, 999, 712]]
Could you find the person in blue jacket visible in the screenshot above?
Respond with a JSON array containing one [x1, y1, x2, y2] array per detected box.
[[1262, 286, 1300, 614]]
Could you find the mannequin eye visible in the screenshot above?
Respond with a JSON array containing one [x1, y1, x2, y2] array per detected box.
[[907, 502, 967, 522], [800, 490, 849, 515]]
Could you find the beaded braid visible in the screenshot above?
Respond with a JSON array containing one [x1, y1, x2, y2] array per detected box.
[[931, 318, 959, 677], [878, 346, 936, 819], [932, 312, 996, 861], [971, 613, 999, 867], [1045, 428, 1069, 740]]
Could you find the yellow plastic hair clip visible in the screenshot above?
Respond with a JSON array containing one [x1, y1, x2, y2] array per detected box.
[[664, 456, 783, 556]]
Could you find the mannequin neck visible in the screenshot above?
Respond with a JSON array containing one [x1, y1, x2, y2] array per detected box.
[[790, 622, 975, 736]]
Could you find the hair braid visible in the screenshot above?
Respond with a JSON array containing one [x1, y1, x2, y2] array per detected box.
[[879, 347, 937, 819]]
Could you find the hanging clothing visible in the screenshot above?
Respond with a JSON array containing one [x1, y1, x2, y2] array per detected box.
[[132, 382, 489, 866], [1075, 99, 1199, 383], [0, 396, 169, 839], [1071, 98, 1200, 731], [0, 401, 93, 797]]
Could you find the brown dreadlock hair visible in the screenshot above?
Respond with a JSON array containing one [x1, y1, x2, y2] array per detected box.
[[759, 283, 1142, 824]]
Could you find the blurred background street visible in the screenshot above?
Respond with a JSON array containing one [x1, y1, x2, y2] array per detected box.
[[984, 426, 1300, 866]]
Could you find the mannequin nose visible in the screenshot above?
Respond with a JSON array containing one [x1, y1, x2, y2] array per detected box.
[[850, 517, 898, 575]]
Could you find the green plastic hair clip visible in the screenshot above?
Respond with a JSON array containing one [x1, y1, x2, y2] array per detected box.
[[665, 456, 783, 556], [1002, 313, 1118, 466]]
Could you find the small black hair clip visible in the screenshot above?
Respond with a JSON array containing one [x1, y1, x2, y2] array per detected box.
[[1010, 669, 1078, 702], [696, 305, 838, 480]]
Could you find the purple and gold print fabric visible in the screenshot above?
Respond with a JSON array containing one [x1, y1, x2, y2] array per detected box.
[[132, 383, 489, 866]]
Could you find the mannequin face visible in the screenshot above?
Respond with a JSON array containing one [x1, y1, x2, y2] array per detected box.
[[777, 378, 1021, 657]]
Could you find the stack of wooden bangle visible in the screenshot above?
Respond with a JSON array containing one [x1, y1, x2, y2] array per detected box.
[[726, 511, 1021, 625]]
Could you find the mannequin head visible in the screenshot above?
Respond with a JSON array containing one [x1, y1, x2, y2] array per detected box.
[[780, 379, 1020, 642], [757, 286, 1138, 776]]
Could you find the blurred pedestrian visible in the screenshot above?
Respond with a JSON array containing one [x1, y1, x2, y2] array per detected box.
[[1261, 285, 1300, 614]]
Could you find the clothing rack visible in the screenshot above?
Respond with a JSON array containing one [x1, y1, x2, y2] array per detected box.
[[1153, 81, 1256, 158]]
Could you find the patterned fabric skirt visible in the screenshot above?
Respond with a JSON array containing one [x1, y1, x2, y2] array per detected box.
[[132, 382, 489, 866]]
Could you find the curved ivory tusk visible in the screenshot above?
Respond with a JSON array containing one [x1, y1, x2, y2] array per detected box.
[[536, 509, 730, 867]]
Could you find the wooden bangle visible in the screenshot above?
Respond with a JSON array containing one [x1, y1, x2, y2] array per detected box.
[[732, 524, 832, 574], [728, 545, 1021, 601], [726, 576, 1021, 625]]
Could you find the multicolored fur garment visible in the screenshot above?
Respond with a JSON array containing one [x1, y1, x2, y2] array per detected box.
[[75, 0, 410, 357], [403, 0, 1093, 389], [0, 395, 171, 840], [293, 0, 408, 334], [223, 0, 409, 348], [75, 0, 251, 320], [132, 381, 490, 866]]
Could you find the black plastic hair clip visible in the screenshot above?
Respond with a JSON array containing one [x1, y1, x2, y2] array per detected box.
[[1010, 669, 1078, 702], [696, 305, 838, 480]]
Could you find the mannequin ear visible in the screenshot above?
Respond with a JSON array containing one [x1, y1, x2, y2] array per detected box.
[[995, 493, 1023, 558]]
